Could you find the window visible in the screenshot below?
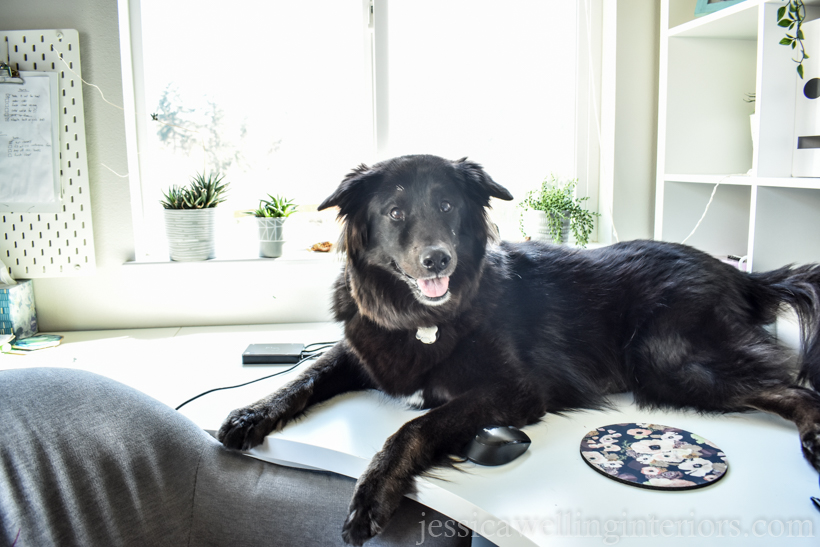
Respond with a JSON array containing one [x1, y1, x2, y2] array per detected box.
[[122, 0, 600, 260], [126, 0, 372, 260], [378, 0, 586, 238]]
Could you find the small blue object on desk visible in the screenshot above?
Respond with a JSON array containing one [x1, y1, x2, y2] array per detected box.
[[0, 280, 38, 339]]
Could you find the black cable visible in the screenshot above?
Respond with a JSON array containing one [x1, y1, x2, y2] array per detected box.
[[303, 341, 338, 352], [302, 344, 335, 356], [174, 341, 338, 411]]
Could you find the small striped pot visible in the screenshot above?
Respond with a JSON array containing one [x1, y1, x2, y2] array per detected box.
[[257, 217, 286, 258], [164, 208, 217, 261]]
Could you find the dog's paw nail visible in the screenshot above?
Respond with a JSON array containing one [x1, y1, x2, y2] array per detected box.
[[342, 507, 382, 546]]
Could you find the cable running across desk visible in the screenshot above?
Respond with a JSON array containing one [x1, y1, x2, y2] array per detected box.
[[174, 341, 337, 411]]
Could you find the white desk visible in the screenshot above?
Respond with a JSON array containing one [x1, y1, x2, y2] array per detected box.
[[3, 324, 819, 546]]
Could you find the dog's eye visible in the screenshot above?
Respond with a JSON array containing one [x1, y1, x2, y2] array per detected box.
[[440, 201, 452, 213], [389, 207, 405, 221]]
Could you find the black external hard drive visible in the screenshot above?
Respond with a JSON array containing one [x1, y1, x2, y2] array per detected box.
[[242, 343, 305, 365]]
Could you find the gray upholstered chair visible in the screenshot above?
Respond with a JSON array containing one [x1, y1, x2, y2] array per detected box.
[[0, 368, 471, 546]]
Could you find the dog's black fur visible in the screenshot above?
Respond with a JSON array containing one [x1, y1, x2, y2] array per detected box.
[[219, 154, 820, 545]]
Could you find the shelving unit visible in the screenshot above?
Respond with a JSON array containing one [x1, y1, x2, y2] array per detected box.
[[655, 0, 820, 271]]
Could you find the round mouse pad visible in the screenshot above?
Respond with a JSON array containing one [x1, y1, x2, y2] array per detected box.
[[580, 423, 728, 491]]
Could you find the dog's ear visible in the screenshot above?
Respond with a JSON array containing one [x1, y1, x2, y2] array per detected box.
[[319, 163, 379, 258], [318, 163, 379, 213], [453, 157, 514, 204]]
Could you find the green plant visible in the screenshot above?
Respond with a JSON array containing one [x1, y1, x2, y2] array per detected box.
[[249, 194, 297, 218], [160, 172, 229, 209], [778, 0, 808, 79], [518, 174, 600, 247]]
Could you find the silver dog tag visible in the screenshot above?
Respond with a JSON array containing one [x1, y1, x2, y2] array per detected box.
[[416, 325, 438, 344]]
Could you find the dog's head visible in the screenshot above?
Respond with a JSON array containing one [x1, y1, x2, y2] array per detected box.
[[319, 155, 513, 308]]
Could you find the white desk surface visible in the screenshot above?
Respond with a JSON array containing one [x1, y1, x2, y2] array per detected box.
[[2, 323, 819, 546]]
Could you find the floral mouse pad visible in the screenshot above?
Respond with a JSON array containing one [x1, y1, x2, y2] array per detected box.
[[580, 423, 728, 490]]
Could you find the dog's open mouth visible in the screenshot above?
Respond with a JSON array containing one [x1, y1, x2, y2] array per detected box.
[[417, 276, 450, 299], [392, 261, 452, 304]]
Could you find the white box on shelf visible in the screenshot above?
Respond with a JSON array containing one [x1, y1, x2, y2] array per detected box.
[[793, 19, 820, 178]]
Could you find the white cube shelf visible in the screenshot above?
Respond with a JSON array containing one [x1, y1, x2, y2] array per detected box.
[[656, 0, 820, 271]]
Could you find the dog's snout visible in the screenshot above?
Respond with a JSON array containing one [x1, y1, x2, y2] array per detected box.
[[421, 247, 451, 274]]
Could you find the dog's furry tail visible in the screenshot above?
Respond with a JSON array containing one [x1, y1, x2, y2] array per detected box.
[[751, 264, 820, 390]]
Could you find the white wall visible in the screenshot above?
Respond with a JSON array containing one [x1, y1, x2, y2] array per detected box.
[[3, 0, 661, 332]]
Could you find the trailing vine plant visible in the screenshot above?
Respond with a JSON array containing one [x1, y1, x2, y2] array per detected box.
[[778, 0, 809, 79], [518, 175, 600, 247]]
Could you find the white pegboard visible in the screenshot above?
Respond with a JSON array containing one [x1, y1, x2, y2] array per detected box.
[[0, 29, 96, 278]]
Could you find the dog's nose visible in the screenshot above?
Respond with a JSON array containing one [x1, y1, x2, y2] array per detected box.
[[421, 247, 451, 274]]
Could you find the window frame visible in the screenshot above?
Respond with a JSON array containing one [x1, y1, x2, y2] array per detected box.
[[118, 0, 604, 263]]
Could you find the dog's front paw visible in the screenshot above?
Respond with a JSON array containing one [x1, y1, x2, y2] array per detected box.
[[801, 423, 820, 471], [341, 492, 392, 546], [217, 406, 276, 451], [342, 506, 383, 546], [341, 466, 407, 545]]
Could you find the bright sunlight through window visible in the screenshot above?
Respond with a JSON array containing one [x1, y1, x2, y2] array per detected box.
[[129, 1, 586, 261]]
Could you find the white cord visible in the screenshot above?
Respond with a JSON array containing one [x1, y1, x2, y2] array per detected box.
[[100, 163, 130, 178], [680, 181, 720, 245], [54, 48, 124, 111], [680, 173, 748, 245], [53, 48, 209, 177]]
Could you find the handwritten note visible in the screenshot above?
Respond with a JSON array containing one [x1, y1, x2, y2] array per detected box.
[[1, 72, 60, 211], [4, 92, 41, 122]]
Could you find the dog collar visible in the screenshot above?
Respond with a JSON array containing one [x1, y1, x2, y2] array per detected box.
[[416, 325, 438, 344]]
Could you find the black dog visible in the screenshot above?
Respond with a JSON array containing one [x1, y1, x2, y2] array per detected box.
[[219, 154, 820, 545]]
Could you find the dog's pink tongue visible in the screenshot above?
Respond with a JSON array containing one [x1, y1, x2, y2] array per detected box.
[[418, 276, 450, 298]]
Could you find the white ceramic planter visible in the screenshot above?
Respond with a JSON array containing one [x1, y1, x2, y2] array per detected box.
[[521, 210, 571, 245], [257, 217, 286, 258], [164, 208, 217, 261]]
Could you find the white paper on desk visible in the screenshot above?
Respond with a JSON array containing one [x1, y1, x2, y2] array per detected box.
[[0, 71, 61, 212]]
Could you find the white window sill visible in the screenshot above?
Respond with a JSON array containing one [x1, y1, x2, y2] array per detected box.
[[122, 241, 607, 267], [124, 248, 343, 266]]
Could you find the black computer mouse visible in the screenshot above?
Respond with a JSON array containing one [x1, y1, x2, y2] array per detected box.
[[464, 425, 531, 466]]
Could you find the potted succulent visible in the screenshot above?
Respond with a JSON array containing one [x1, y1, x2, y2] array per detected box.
[[249, 194, 297, 258], [160, 172, 229, 261], [519, 174, 599, 247]]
